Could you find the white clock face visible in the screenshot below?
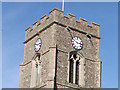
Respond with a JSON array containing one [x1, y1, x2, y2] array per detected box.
[[71, 37, 83, 50], [34, 38, 41, 52]]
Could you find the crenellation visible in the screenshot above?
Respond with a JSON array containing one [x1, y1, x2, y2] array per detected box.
[[63, 15, 69, 19], [91, 22, 100, 29], [25, 26, 33, 40], [46, 16, 50, 20], [79, 17, 87, 24], [67, 13, 76, 19], [24, 8, 100, 45], [25, 8, 100, 38], [33, 20, 40, 29], [37, 22, 41, 27], [49, 8, 63, 18], [49, 8, 63, 15], [87, 24, 93, 28], [75, 20, 82, 29], [41, 14, 48, 22], [91, 22, 100, 27], [76, 20, 80, 23], [25, 26, 33, 32]]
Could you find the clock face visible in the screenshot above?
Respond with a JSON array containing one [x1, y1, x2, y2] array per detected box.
[[71, 37, 83, 50], [34, 38, 41, 52]]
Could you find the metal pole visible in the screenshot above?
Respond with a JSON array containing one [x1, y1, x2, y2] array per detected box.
[[62, 0, 64, 11]]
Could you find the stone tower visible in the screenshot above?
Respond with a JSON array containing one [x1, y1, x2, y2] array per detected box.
[[19, 8, 101, 89]]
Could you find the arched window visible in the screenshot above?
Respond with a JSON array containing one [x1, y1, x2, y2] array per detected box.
[[69, 51, 80, 85], [30, 53, 40, 88]]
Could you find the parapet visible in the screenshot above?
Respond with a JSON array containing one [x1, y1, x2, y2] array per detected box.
[[79, 17, 87, 24], [91, 22, 100, 27], [41, 14, 48, 22], [25, 8, 100, 41], [67, 13, 76, 19], [33, 20, 40, 29], [25, 26, 32, 32], [87, 24, 92, 28], [25, 8, 100, 31], [49, 8, 63, 15], [25, 8, 64, 32]]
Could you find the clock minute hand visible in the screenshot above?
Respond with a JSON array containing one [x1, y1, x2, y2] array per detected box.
[[75, 40, 82, 44], [73, 39, 80, 45]]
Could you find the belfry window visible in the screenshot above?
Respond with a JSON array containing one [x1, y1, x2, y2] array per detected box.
[[69, 51, 80, 85]]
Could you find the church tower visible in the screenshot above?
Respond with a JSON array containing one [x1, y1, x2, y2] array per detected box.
[[19, 8, 102, 89]]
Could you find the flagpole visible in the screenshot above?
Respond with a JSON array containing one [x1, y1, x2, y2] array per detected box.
[[62, 0, 64, 11]]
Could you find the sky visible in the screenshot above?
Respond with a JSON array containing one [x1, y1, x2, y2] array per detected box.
[[2, 2, 118, 88]]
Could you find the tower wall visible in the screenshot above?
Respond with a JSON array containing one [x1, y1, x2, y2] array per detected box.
[[51, 8, 101, 88], [19, 8, 101, 89]]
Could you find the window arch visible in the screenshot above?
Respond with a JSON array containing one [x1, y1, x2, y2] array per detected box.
[[30, 53, 41, 88], [69, 51, 80, 85]]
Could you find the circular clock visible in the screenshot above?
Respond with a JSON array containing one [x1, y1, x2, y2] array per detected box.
[[34, 38, 42, 52], [71, 37, 83, 50]]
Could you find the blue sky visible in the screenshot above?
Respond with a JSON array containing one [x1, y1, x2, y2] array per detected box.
[[2, 2, 118, 88]]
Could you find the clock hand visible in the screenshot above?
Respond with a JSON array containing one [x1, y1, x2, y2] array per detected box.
[[76, 40, 81, 44], [73, 39, 82, 45]]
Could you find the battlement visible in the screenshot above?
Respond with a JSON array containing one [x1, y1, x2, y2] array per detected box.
[[25, 26, 32, 32], [25, 8, 100, 41], [91, 22, 100, 27], [80, 17, 87, 24], [33, 20, 40, 29], [41, 14, 48, 22], [49, 8, 63, 14], [67, 13, 76, 19]]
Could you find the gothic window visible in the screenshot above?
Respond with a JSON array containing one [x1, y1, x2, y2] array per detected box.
[[69, 51, 80, 85], [30, 53, 40, 87]]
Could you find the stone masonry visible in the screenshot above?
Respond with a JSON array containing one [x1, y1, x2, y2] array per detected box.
[[19, 8, 102, 89]]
